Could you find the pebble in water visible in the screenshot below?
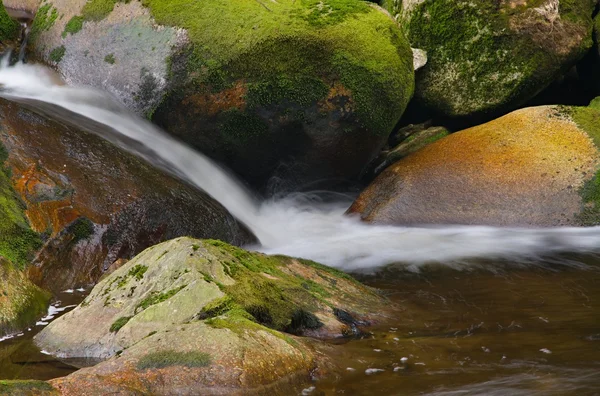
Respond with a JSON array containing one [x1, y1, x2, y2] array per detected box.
[[365, 368, 385, 375]]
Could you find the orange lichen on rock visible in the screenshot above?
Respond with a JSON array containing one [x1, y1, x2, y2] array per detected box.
[[349, 106, 600, 226], [182, 82, 248, 117]]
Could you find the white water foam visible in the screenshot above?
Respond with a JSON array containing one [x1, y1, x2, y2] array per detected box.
[[2, 60, 600, 272]]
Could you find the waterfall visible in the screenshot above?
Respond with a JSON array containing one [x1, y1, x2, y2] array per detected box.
[[1, 61, 600, 272]]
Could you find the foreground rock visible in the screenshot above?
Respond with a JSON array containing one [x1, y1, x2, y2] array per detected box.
[[349, 103, 600, 226], [388, 0, 595, 118], [0, 99, 253, 293], [29, 0, 414, 189], [36, 238, 389, 394]]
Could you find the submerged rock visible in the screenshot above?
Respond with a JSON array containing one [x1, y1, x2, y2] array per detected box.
[[349, 103, 600, 226], [386, 0, 595, 118], [36, 237, 389, 394], [0, 99, 254, 293], [29, 0, 414, 190]]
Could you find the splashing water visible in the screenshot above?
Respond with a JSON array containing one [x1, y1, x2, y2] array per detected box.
[[2, 60, 600, 272]]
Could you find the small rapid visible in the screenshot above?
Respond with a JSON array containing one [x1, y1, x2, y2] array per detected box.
[[2, 60, 600, 272]]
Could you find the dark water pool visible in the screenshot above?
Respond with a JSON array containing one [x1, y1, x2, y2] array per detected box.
[[3, 260, 600, 395]]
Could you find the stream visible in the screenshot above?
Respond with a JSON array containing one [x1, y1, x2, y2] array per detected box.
[[1, 61, 600, 394]]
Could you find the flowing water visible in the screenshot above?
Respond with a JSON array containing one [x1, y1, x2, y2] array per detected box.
[[1, 60, 600, 393]]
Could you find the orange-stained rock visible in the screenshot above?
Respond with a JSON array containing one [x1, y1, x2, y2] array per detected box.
[[0, 99, 254, 292], [349, 105, 600, 226]]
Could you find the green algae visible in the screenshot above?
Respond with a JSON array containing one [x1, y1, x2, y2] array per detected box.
[[0, 380, 55, 395], [135, 285, 186, 312], [136, 350, 211, 370], [48, 45, 65, 62], [110, 315, 132, 332]]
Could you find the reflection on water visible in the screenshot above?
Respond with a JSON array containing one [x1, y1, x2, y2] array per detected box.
[[0, 289, 92, 381], [313, 258, 600, 395]]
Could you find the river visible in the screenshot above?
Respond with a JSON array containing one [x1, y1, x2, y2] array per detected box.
[[1, 60, 600, 394]]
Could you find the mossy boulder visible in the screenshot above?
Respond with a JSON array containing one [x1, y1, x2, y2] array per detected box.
[[36, 237, 390, 394], [0, 98, 253, 293], [0, 3, 19, 43], [349, 103, 600, 226], [29, 0, 414, 190], [386, 0, 595, 118]]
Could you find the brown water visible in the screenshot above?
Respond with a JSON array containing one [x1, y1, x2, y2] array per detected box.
[[313, 260, 600, 395], [2, 261, 600, 395], [0, 289, 89, 380]]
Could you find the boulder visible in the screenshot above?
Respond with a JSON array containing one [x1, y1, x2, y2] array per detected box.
[[349, 103, 600, 226], [36, 237, 390, 394], [29, 0, 414, 190], [386, 0, 595, 118], [0, 99, 254, 293]]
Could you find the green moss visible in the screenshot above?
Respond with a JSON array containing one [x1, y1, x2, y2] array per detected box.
[[62, 16, 84, 37], [49, 46, 66, 63], [201, 240, 328, 333], [0, 380, 55, 394], [136, 285, 186, 312], [137, 350, 211, 370], [0, 144, 41, 269], [69, 218, 94, 242], [142, 0, 413, 136], [61, 0, 131, 39], [0, 4, 18, 42], [128, 264, 148, 281], [104, 53, 116, 64], [402, 0, 594, 116], [30, 3, 59, 41], [115, 264, 148, 288], [110, 316, 132, 332], [564, 105, 600, 225]]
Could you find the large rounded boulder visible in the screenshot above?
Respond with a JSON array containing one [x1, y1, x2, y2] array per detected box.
[[29, 0, 414, 190], [385, 0, 595, 118], [0, 99, 253, 293], [349, 102, 600, 226], [36, 237, 390, 394]]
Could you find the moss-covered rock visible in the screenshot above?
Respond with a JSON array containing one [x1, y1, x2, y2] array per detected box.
[[29, 0, 414, 190], [0, 98, 254, 294], [387, 0, 595, 118], [0, 3, 19, 44], [36, 237, 391, 394], [349, 102, 600, 226]]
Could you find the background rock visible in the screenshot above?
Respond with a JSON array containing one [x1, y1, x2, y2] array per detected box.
[[349, 103, 600, 226], [29, 0, 414, 191], [389, 0, 595, 119], [0, 99, 254, 293]]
